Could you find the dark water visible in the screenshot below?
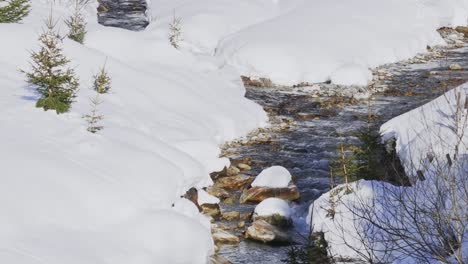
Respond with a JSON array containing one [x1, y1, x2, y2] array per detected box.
[[218, 44, 468, 263]]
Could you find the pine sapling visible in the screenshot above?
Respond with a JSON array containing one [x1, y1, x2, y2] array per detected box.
[[83, 93, 104, 133], [168, 10, 182, 49], [93, 62, 111, 94], [24, 12, 79, 114], [65, 0, 87, 44], [0, 0, 30, 23]]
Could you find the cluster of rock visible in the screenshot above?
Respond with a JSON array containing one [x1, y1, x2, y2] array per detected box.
[[97, 0, 149, 31]]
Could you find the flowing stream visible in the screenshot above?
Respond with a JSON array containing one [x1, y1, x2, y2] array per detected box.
[[216, 39, 468, 263]]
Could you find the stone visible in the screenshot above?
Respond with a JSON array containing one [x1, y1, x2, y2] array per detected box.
[[205, 186, 230, 199], [97, 0, 149, 31], [215, 174, 254, 190], [237, 163, 252, 171], [237, 221, 245, 228], [241, 211, 254, 221], [221, 211, 240, 221], [455, 26, 468, 37], [183, 187, 201, 212], [450, 64, 463, 71], [212, 226, 240, 244], [245, 220, 290, 244], [226, 166, 241, 176], [253, 214, 292, 228], [209, 255, 232, 264], [201, 203, 221, 217], [223, 197, 234, 205], [239, 185, 300, 204]]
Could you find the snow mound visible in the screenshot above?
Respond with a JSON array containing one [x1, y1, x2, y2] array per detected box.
[[251, 166, 292, 188], [215, 0, 468, 86], [0, 1, 267, 263], [309, 82, 468, 263], [254, 198, 291, 218]]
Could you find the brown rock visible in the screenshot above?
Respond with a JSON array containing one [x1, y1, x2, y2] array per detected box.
[[215, 174, 254, 190], [209, 255, 232, 264], [212, 226, 240, 244], [237, 221, 245, 229], [223, 197, 234, 205], [183, 187, 201, 212], [245, 220, 290, 244], [205, 186, 230, 199], [221, 211, 241, 221], [450, 63, 463, 71], [456, 26, 468, 37], [237, 163, 252, 171], [240, 211, 254, 221], [239, 185, 300, 204], [201, 203, 221, 217]]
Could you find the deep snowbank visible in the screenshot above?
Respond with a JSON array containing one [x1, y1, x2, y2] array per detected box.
[[309, 83, 468, 263], [216, 0, 468, 86], [0, 1, 266, 263], [148, 0, 468, 86]]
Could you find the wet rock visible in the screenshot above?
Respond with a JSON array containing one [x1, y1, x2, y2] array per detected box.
[[456, 26, 468, 37], [210, 255, 232, 264], [97, 0, 149, 31], [227, 166, 241, 176], [221, 211, 240, 221], [245, 220, 290, 244], [241, 211, 254, 221], [237, 163, 252, 171], [239, 185, 300, 204], [212, 226, 240, 244], [215, 174, 254, 190], [223, 197, 234, 205], [201, 203, 221, 217], [205, 186, 230, 199], [254, 214, 292, 228], [183, 187, 201, 212], [450, 64, 463, 71]]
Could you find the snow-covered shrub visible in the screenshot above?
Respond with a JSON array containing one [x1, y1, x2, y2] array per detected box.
[[0, 0, 30, 23]]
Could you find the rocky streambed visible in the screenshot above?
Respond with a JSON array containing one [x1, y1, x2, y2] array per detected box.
[[205, 28, 468, 263]]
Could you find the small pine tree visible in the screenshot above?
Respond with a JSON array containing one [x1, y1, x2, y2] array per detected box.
[[169, 10, 182, 49], [0, 0, 30, 23], [24, 13, 79, 114], [83, 93, 104, 133], [93, 63, 111, 94], [65, 0, 86, 44]]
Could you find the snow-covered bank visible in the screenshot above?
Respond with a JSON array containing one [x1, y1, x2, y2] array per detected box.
[[309, 82, 468, 263], [148, 0, 468, 86], [0, 1, 266, 263]]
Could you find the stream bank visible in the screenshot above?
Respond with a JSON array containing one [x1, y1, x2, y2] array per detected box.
[[208, 28, 468, 264]]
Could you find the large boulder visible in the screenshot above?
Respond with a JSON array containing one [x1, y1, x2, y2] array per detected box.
[[239, 185, 300, 204], [253, 198, 292, 227], [245, 220, 290, 244], [97, 0, 149, 31]]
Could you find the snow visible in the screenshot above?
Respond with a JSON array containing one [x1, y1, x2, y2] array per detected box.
[[309, 83, 468, 263], [0, 1, 267, 263], [147, 0, 468, 86], [254, 198, 291, 218], [198, 189, 220, 205], [251, 166, 292, 188]]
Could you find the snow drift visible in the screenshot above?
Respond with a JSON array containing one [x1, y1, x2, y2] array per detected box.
[[0, 1, 266, 263], [309, 82, 468, 263]]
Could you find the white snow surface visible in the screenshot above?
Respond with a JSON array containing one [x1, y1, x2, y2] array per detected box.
[[254, 198, 291, 218], [148, 0, 468, 86], [251, 166, 292, 188], [0, 1, 267, 264], [309, 83, 468, 263], [197, 189, 220, 205]]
